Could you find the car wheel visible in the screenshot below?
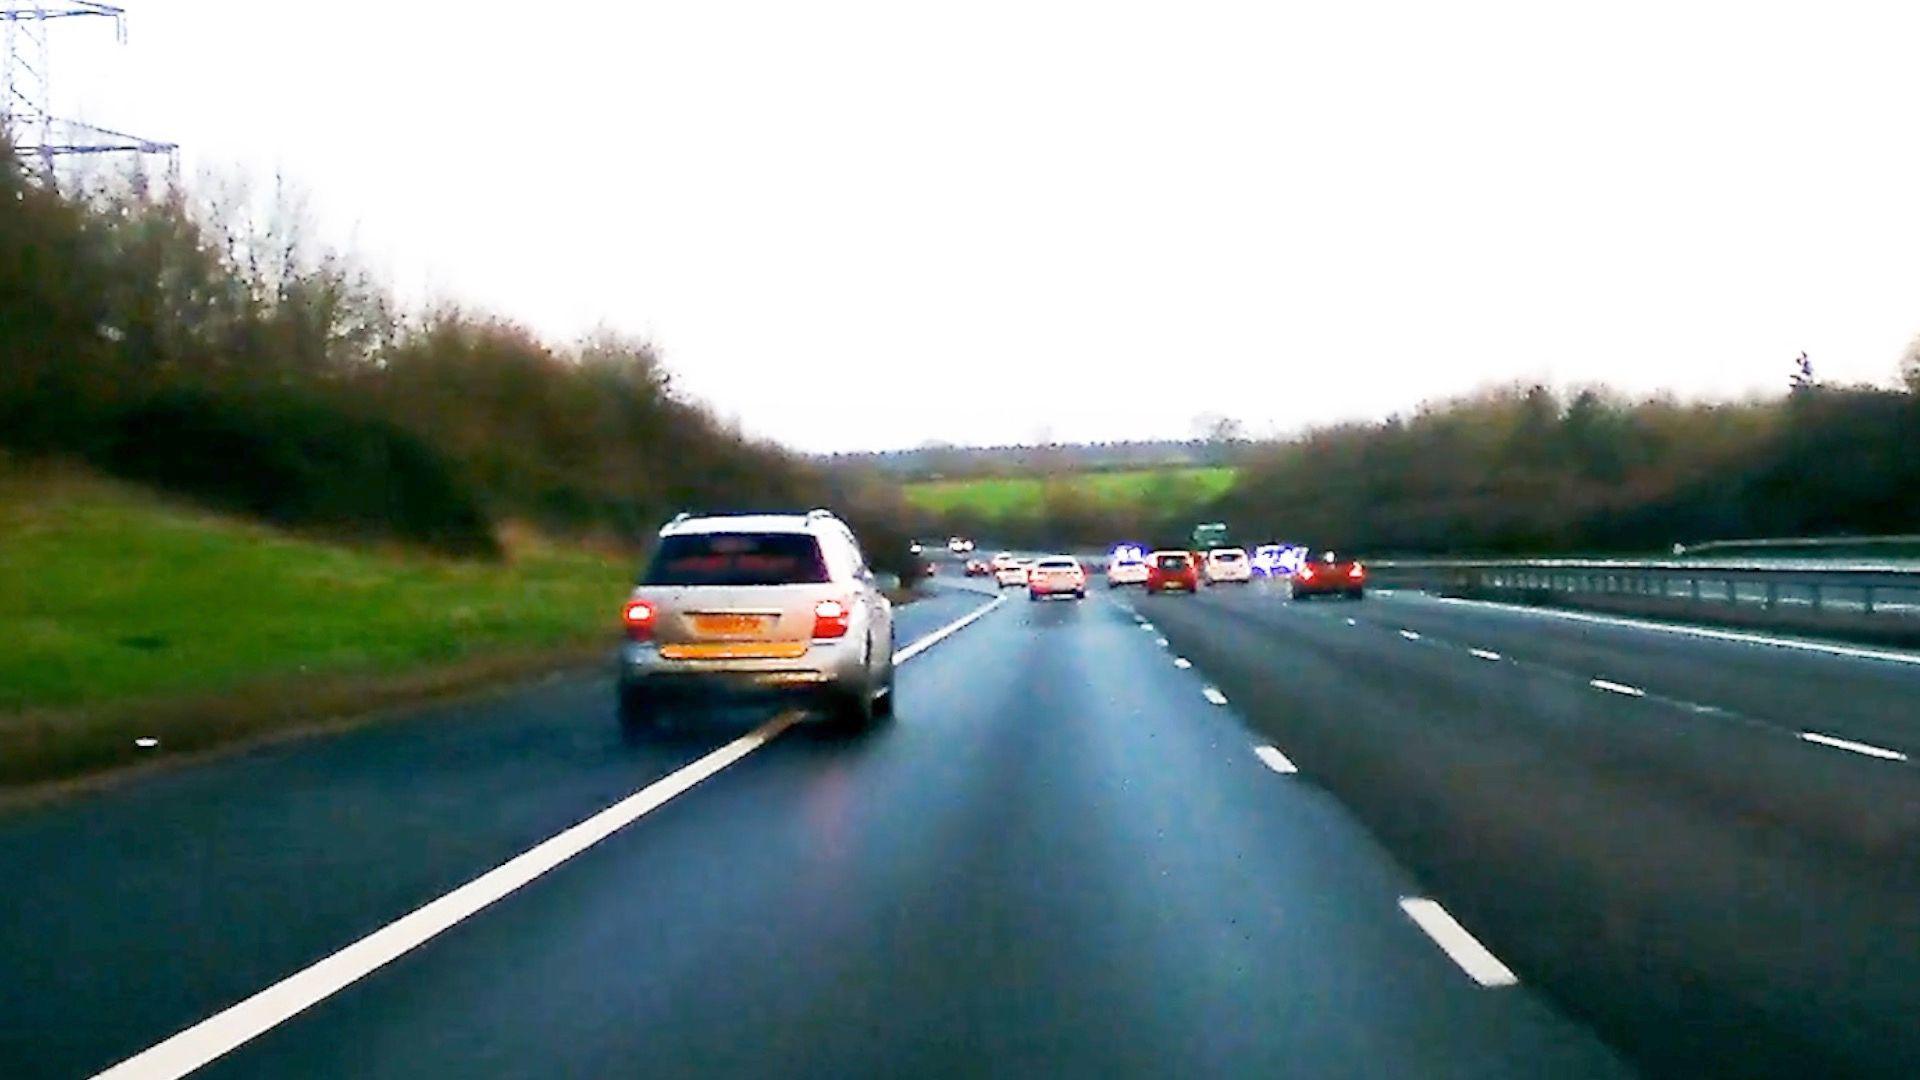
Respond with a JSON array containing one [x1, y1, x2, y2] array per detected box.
[[616, 686, 656, 732], [1074, 588, 1086, 599], [826, 684, 876, 732], [1028, 590, 1042, 602], [1349, 588, 1365, 600]]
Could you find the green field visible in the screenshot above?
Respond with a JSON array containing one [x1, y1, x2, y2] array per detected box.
[[904, 467, 1238, 518], [0, 462, 633, 786]]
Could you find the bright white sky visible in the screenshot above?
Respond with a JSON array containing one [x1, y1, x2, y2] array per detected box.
[[51, 1, 1920, 452]]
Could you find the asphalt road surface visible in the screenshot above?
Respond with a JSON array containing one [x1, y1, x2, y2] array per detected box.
[[3, 572, 1914, 1077]]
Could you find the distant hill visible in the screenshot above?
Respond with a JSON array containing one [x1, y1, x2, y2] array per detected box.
[[824, 439, 1245, 480]]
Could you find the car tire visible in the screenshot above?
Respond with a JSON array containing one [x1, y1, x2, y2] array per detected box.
[[1074, 589, 1086, 599], [1028, 590, 1042, 602], [826, 684, 876, 732], [1348, 588, 1365, 600], [616, 686, 656, 732]]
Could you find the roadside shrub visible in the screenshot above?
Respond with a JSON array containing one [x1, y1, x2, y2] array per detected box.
[[100, 387, 497, 557]]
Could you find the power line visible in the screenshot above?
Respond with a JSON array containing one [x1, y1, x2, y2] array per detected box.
[[2, 2, 175, 184]]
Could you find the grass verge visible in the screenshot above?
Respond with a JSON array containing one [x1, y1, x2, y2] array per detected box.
[[903, 466, 1238, 517], [0, 461, 634, 790]]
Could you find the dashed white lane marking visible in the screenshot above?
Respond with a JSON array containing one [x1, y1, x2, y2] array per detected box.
[[1469, 649, 1502, 662], [1173, 658, 1192, 669], [92, 593, 1006, 1080], [1799, 731, 1909, 762], [1202, 686, 1229, 706], [1399, 629, 1422, 641], [1589, 679, 1645, 697], [1431, 595, 1920, 668], [1254, 745, 1298, 774], [1155, 637, 1169, 647], [1399, 897, 1519, 988], [1345, 618, 1357, 626], [1139, 622, 1157, 633]]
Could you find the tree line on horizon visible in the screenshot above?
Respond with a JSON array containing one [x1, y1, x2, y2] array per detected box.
[[0, 143, 918, 571]]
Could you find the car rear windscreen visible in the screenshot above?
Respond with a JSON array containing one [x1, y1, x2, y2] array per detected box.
[[1215, 551, 1244, 561], [642, 533, 829, 586], [1156, 554, 1188, 570], [1035, 559, 1076, 569]]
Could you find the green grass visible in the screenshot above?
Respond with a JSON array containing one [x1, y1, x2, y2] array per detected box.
[[904, 467, 1238, 518], [0, 462, 634, 788]]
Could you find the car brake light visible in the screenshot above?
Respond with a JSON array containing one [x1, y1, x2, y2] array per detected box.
[[1299, 566, 1315, 580], [622, 599, 656, 641], [1349, 563, 1365, 578], [812, 598, 852, 638]]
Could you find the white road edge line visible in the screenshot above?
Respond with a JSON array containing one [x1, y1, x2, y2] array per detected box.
[[1399, 629, 1422, 641], [1202, 686, 1229, 706], [1431, 595, 1920, 668], [1799, 731, 1909, 762], [1589, 678, 1645, 697], [1469, 648, 1503, 662], [1399, 897, 1519, 988], [92, 593, 1008, 1080], [1253, 745, 1298, 774], [1173, 658, 1192, 669]]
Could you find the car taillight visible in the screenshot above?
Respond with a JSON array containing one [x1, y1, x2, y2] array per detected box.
[[622, 598, 656, 642], [812, 598, 852, 638], [1299, 566, 1315, 580], [1349, 563, 1365, 578]]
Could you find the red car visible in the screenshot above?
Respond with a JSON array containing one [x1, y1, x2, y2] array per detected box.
[[1290, 550, 1366, 600], [964, 558, 989, 577], [1145, 550, 1200, 594]]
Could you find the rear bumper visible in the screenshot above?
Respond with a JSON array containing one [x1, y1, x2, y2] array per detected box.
[[618, 639, 870, 699]]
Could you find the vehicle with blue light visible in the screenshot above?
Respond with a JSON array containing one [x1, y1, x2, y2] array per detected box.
[[1106, 545, 1148, 588], [1252, 543, 1308, 577]]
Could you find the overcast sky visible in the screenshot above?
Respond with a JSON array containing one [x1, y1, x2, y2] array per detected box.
[[49, 1, 1920, 452]]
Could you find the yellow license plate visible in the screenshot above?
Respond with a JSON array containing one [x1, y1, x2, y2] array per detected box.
[[691, 613, 773, 637], [660, 642, 808, 660]]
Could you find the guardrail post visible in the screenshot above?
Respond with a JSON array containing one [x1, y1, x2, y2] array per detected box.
[[1811, 583, 1822, 613], [1764, 581, 1777, 610], [1690, 576, 1701, 603], [1865, 586, 1876, 615], [1725, 579, 1736, 604]]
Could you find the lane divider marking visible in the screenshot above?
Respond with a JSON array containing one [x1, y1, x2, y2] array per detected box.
[[1139, 622, 1157, 633], [92, 593, 1008, 1080], [1399, 629, 1422, 641], [1799, 731, 1909, 762], [1202, 687, 1229, 706], [1173, 658, 1192, 669], [1254, 745, 1298, 774], [1431, 595, 1920, 668], [1399, 897, 1519, 988], [1154, 637, 1169, 647], [1469, 649, 1503, 662], [1345, 618, 1357, 626], [1589, 679, 1645, 697]]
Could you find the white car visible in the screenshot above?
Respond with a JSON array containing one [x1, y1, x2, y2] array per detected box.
[[1028, 556, 1087, 600], [993, 554, 1029, 588], [948, 537, 975, 555], [1106, 556, 1148, 588], [1204, 547, 1252, 584]]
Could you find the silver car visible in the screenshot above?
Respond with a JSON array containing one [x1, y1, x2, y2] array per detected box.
[[618, 510, 896, 729]]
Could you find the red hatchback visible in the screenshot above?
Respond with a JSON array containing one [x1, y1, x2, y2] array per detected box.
[[1145, 550, 1200, 594], [1290, 550, 1366, 600]]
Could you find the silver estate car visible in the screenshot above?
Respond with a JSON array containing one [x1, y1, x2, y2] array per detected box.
[[618, 510, 896, 730]]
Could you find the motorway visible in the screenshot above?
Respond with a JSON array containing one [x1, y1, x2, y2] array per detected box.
[[2, 572, 1916, 1077]]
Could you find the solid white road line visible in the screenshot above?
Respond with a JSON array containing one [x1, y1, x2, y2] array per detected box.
[[1399, 629, 1422, 641], [1173, 658, 1192, 669], [1254, 745, 1298, 774], [1202, 686, 1229, 706], [1469, 649, 1503, 662], [1589, 679, 1646, 697], [93, 593, 1007, 1080], [1432, 595, 1920, 668], [1799, 731, 1909, 762], [895, 594, 1007, 663], [1399, 897, 1519, 988]]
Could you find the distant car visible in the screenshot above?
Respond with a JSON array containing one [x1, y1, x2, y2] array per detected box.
[[909, 541, 924, 556], [948, 537, 975, 555], [617, 510, 895, 731], [994, 557, 1030, 588], [1028, 555, 1087, 600], [1106, 554, 1148, 588], [1290, 549, 1366, 600], [1204, 547, 1252, 584], [1145, 550, 1200, 594], [964, 558, 990, 577]]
